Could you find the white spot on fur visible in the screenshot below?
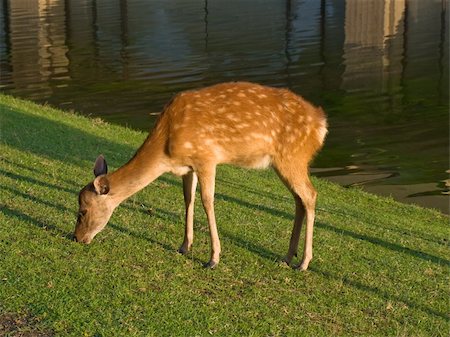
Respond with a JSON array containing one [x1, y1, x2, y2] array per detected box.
[[228, 115, 240, 122], [250, 133, 273, 143], [183, 142, 193, 149], [288, 135, 296, 143]]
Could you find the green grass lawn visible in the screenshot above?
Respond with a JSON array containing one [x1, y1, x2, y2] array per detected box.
[[0, 95, 448, 336]]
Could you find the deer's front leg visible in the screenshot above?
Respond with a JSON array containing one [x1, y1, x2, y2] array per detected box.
[[197, 165, 221, 269], [178, 171, 198, 255]]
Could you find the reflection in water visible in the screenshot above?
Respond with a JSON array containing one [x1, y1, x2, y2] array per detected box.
[[343, 0, 405, 92], [0, 0, 448, 213], [6, 0, 69, 97]]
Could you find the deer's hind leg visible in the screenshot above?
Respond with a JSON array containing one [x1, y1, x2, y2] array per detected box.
[[275, 163, 317, 271], [178, 171, 198, 255], [282, 194, 306, 266]]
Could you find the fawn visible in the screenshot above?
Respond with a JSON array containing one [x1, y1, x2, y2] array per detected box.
[[75, 82, 327, 270]]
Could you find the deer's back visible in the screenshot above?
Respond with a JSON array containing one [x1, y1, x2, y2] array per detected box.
[[159, 82, 327, 168]]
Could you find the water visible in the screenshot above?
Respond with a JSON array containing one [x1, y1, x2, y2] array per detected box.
[[1, 0, 448, 213]]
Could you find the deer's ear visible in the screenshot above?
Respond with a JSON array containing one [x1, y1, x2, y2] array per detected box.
[[93, 155, 108, 177], [93, 175, 110, 195]]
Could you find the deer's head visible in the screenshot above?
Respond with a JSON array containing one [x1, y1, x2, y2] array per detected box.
[[74, 155, 113, 244]]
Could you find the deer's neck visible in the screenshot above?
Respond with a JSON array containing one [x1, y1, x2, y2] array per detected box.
[[107, 132, 168, 206]]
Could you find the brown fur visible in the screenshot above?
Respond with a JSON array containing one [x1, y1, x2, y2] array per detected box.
[[75, 82, 327, 270]]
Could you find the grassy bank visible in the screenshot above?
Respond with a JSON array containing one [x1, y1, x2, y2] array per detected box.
[[0, 95, 448, 336]]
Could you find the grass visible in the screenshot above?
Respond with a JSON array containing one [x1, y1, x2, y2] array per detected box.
[[0, 94, 448, 336]]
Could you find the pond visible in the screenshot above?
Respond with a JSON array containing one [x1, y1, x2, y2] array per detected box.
[[1, 0, 448, 214]]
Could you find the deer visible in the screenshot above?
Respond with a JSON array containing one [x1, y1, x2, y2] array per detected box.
[[74, 82, 327, 270]]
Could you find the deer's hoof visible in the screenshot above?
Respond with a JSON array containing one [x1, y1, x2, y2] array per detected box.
[[279, 258, 291, 268], [177, 245, 190, 255], [204, 260, 218, 269], [295, 260, 310, 271], [281, 255, 294, 265]]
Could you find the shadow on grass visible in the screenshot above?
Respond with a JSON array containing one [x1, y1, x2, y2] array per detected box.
[[216, 176, 288, 203], [1, 182, 183, 255], [216, 192, 450, 266], [108, 222, 205, 266], [309, 266, 449, 321], [122, 199, 183, 224], [221, 229, 281, 262], [108, 222, 174, 253], [318, 205, 447, 246], [1, 204, 72, 240], [2, 185, 73, 214], [0, 168, 78, 195], [318, 221, 450, 266], [144, 176, 450, 267], [162, 174, 448, 253], [2, 157, 82, 188], [2, 107, 135, 168]]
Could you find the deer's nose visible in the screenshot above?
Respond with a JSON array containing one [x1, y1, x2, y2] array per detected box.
[[73, 235, 92, 244]]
